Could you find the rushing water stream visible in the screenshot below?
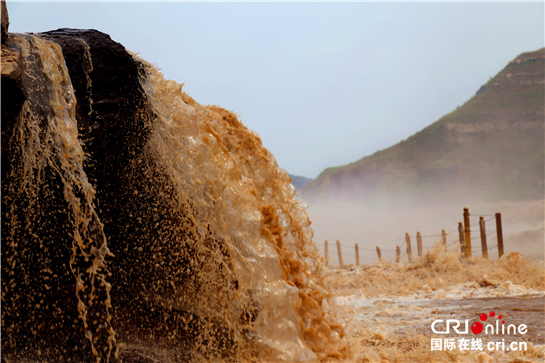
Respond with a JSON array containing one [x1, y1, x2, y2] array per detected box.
[[1, 32, 342, 362], [2, 33, 115, 360]]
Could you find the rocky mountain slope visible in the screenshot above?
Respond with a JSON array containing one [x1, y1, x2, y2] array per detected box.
[[303, 48, 545, 204], [289, 174, 313, 190]]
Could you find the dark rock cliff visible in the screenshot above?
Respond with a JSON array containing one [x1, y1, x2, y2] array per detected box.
[[1, 0, 9, 44]]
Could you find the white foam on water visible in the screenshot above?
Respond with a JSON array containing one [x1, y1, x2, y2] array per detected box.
[[324, 250, 545, 362]]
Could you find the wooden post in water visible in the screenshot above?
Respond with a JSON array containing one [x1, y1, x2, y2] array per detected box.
[[405, 233, 412, 262], [376, 246, 382, 260], [336, 240, 343, 267], [396, 246, 400, 263], [417, 232, 423, 257], [458, 222, 465, 255], [479, 216, 488, 259], [463, 207, 472, 258], [355, 244, 360, 266], [495, 213, 504, 258], [324, 240, 329, 266], [441, 229, 447, 247]]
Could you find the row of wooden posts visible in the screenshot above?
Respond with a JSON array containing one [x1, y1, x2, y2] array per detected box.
[[324, 207, 505, 266]]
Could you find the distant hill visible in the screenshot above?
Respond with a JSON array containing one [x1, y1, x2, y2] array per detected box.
[[303, 48, 545, 204], [289, 174, 313, 191]]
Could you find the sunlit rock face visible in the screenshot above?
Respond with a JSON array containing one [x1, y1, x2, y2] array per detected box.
[[1, 27, 341, 362]]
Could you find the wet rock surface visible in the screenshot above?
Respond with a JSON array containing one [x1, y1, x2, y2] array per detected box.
[[41, 29, 203, 357], [1, 1, 22, 169], [1, 1, 9, 44], [1, 33, 109, 361], [1, 44, 24, 167], [41, 29, 153, 180]]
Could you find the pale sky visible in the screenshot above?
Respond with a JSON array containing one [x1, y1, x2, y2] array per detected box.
[[8, 2, 545, 179]]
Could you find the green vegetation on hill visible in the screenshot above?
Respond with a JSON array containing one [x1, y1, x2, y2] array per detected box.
[[303, 48, 545, 204]]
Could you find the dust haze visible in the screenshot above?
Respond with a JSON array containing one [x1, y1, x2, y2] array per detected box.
[[303, 187, 544, 266]]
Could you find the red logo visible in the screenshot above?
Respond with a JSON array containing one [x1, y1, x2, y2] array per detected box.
[[471, 311, 504, 334]]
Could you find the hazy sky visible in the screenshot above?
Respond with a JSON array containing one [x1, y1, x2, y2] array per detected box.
[[8, 2, 544, 179]]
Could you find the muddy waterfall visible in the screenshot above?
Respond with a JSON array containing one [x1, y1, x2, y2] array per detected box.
[[1, 28, 343, 362]]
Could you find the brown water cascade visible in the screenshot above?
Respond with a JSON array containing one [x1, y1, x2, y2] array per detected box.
[[2, 33, 115, 361], [1, 27, 341, 362]]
